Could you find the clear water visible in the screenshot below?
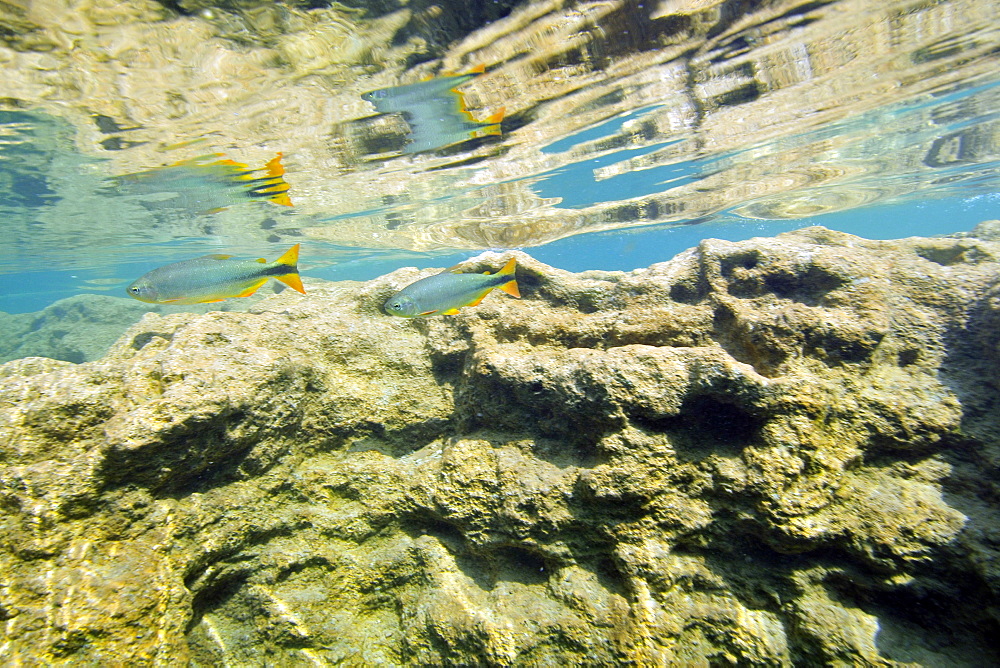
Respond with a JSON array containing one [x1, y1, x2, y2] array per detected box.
[[1, 0, 998, 315], [3, 2, 1000, 662]]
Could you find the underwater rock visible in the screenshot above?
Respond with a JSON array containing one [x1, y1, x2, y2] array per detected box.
[[1, 226, 999, 664], [0, 291, 271, 365]]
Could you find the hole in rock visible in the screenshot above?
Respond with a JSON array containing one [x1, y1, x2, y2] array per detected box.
[[643, 394, 763, 458], [763, 265, 847, 305], [489, 545, 549, 586], [670, 277, 709, 304]]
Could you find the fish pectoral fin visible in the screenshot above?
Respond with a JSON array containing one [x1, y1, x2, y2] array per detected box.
[[419, 309, 439, 316]]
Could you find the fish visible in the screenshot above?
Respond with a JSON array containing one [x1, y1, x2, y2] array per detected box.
[[127, 244, 306, 304], [110, 152, 293, 214], [384, 257, 520, 317], [362, 66, 505, 154]]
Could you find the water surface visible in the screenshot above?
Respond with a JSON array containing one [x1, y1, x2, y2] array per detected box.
[[0, 0, 998, 312]]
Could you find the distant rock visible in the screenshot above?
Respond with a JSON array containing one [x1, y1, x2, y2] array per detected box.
[[0, 291, 271, 365], [1, 226, 999, 665]]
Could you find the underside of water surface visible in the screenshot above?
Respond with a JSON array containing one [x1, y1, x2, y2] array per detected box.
[[2, 2, 1000, 666], [0, 0, 998, 312]]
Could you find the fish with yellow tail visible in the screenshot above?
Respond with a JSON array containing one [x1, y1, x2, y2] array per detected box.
[[384, 257, 520, 317], [111, 152, 293, 215], [362, 65, 505, 154], [127, 244, 306, 305]]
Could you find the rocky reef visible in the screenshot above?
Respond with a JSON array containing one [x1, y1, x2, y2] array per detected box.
[[1, 225, 999, 665], [0, 291, 271, 366]]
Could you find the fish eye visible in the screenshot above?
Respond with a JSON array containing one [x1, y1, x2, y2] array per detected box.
[[392, 302, 401, 309], [129, 287, 140, 294]]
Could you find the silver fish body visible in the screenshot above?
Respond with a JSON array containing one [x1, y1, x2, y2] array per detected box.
[[127, 244, 304, 305], [384, 257, 520, 317]]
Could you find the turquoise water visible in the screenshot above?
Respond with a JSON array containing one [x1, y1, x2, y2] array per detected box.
[[4, 2, 1000, 664], [1, 0, 998, 314], [3, 191, 997, 313]]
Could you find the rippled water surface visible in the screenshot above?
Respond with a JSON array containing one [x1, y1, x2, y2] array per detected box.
[[1, 0, 998, 311]]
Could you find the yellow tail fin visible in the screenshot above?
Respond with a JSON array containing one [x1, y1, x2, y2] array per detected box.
[[483, 107, 505, 125], [277, 273, 306, 295], [470, 107, 504, 139], [497, 257, 520, 298], [272, 244, 305, 294], [265, 152, 286, 177], [258, 153, 294, 206], [275, 244, 300, 267]]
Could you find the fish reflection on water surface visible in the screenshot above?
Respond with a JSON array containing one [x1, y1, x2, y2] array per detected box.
[[362, 66, 505, 155], [107, 152, 293, 215]]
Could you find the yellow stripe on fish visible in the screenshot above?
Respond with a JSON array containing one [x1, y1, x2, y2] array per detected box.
[[384, 257, 520, 317], [361, 65, 505, 154], [127, 244, 305, 305], [112, 152, 294, 211]]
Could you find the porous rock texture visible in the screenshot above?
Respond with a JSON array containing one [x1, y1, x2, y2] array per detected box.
[[1, 225, 999, 666]]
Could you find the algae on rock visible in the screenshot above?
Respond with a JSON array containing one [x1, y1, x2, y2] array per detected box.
[[1, 225, 999, 665]]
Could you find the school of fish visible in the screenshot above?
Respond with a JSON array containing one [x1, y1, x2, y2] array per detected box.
[[127, 243, 521, 317], [125, 68, 510, 310]]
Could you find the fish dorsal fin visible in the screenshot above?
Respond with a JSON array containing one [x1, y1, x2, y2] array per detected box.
[[443, 263, 467, 274], [204, 254, 233, 260]]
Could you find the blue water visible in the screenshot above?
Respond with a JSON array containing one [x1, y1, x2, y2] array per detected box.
[[1, 0, 999, 316], [2, 191, 993, 314]]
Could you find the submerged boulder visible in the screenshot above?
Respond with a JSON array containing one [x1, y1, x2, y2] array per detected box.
[[0, 292, 270, 366], [1, 225, 999, 665]]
